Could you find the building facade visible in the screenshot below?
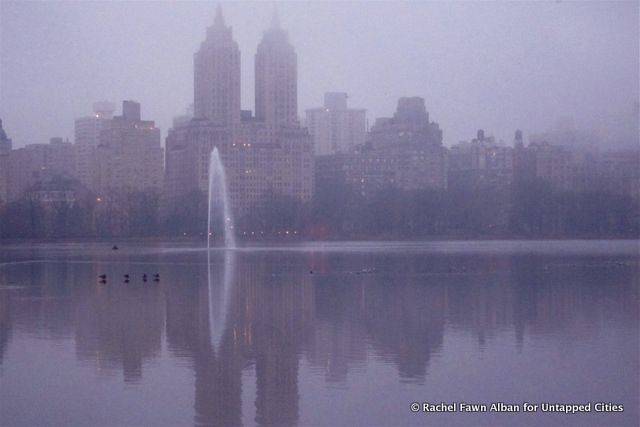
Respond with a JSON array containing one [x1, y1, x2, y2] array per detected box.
[[7, 137, 77, 201], [74, 101, 115, 189], [316, 97, 446, 196], [94, 101, 163, 196], [512, 139, 573, 192], [305, 92, 366, 155], [448, 129, 514, 190]]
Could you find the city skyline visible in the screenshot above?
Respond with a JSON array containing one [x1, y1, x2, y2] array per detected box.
[[1, 1, 638, 148]]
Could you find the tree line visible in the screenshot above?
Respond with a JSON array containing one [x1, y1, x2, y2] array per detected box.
[[0, 175, 638, 239], [311, 176, 639, 239]]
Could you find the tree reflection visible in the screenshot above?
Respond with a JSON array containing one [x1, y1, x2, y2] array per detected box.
[[0, 246, 636, 426]]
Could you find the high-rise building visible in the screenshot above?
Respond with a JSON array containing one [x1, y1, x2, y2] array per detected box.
[[74, 101, 115, 189], [316, 97, 447, 196], [194, 5, 241, 127], [254, 11, 298, 129], [512, 129, 639, 197], [448, 129, 514, 190], [595, 150, 640, 198], [7, 137, 77, 201], [367, 97, 442, 146], [305, 93, 366, 155], [525, 141, 572, 191], [94, 101, 163, 196]]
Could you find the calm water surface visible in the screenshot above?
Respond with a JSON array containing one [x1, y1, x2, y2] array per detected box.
[[0, 240, 638, 426]]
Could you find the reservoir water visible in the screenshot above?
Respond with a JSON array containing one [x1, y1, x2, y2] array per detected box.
[[0, 240, 637, 426]]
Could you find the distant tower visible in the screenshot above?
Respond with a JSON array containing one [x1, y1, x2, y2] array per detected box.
[[194, 5, 241, 127], [255, 8, 298, 128], [305, 93, 366, 155], [393, 97, 429, 129], [0, 119, 11, 152], [514, 129, 524, 148], [122, 100, 141, 122], [74, 102, 115, 188]]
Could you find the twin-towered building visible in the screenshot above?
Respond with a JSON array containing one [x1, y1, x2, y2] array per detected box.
[[0, 6, 316, 223], [163, 7, 313, 221], [0, 6, 446, 220]]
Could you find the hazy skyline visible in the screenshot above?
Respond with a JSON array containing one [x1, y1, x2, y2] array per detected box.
[[1, 0, 638, 148]]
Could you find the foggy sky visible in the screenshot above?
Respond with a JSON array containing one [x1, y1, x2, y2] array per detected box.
[[1, 1, 638, 148]]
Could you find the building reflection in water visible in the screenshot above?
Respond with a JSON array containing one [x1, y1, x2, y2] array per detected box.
[[0, 245, 637, 426], [247, 253, 313, 427], [187, 251, 449, 425], [305, 252, 447, 384], [74, 253, 164, 382], [182, 251, 313, 427]]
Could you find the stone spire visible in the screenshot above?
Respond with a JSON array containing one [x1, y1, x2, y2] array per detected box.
[[270, 5, 280, 29], [195, 3, 241, 125], [255, 8, 298, 129], [214, 4, 225, 28]]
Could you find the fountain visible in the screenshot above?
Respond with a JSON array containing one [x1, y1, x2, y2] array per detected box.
[[207, 147, 236, 250]]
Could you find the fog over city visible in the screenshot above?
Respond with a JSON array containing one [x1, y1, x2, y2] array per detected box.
[[1, 0, 638, 148], [1, 3, 639, 425]]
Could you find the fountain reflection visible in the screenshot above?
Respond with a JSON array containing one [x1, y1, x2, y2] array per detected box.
[[0, 246, 637, 427], [74, 255, 164, 382], [207, 251, 235, 350], [187, 251, 313, 427], [163, 251, 242, 427], [192, 251, 242, 427]]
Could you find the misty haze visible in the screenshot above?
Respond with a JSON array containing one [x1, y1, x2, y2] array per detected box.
[[0, 1, 638, 427]]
